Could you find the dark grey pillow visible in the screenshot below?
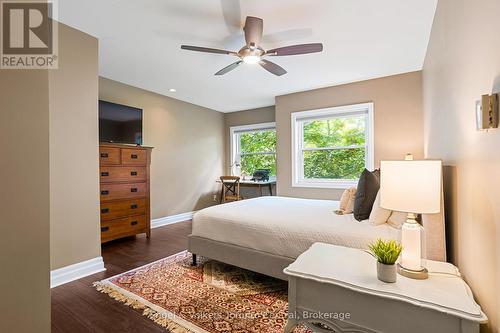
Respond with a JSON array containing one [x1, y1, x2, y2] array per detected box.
[[353, 169, 380, 221]]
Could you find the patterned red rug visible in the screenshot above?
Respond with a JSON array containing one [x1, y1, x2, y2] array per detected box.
[[94, 251, 309, 333]]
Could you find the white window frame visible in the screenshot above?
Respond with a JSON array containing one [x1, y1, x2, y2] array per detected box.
[[291, 102, 374, 189], [229, 122, 276, 177]]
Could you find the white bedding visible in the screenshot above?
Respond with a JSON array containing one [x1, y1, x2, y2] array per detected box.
[[192, 196, 400, 259]]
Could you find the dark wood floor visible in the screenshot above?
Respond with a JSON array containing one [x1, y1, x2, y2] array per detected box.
[[51, 221, 192, 333]]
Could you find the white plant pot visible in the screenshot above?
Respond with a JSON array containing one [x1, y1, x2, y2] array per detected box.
[[377, 262, 397, 283]]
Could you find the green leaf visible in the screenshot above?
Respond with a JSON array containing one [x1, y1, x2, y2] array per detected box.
[[368, 239, 402, 265], [239, 129, 277, 176]]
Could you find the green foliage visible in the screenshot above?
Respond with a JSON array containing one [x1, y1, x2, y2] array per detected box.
[[240, 154, 276, 177], [240, 130, 276, 153], [239, 130, 277, 176], [303, 117, 366, 180], [303, 149, 365, 179], [303, 116, 365, 148], [369, 239, 403, 265]]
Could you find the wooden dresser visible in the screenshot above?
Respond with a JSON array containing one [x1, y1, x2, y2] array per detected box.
[[99, 143, 153, 243]]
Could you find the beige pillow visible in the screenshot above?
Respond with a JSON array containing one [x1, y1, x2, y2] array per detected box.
[[368, 191, 392, 225], [387, 211, 408, 229], [335, 187, 357, 215], [339, 188, 350, 210], [367, 190, 409, 228]]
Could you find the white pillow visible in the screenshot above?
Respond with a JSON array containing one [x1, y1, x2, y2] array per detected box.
[[368, 191, 392, 225], [387, 211, 408, 229], [336, 187, 357, 215]]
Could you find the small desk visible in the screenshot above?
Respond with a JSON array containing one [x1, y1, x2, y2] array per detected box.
[[284, 243, 487, 333], [217, 179, 276, 202]]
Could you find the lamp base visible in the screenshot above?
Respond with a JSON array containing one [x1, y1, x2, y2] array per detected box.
[[397, 263, 428, 280]]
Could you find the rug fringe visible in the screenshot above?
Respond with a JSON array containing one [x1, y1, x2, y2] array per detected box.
[[93, 282, 195, 333]]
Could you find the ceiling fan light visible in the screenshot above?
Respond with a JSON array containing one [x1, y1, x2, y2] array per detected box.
[[243, 55, 261, 64]]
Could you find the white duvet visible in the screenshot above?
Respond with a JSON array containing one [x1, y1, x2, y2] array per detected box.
[[192, 196, 400, 259]]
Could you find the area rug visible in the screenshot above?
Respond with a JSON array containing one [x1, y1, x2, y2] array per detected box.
[[94, 251, 309, 333]]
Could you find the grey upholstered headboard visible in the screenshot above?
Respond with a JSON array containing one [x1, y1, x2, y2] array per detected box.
[[422, 184, 446, 262]]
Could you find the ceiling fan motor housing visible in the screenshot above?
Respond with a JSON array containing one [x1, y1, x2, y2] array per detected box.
[[238, 45, 265, 59]]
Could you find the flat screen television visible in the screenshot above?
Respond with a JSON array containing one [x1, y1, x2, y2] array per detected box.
[[99, 100, 143, 145]]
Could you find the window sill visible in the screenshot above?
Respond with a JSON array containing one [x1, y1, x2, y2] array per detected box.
[[292, 179, 359, 189]]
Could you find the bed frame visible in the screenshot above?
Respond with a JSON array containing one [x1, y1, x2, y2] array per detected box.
[[188, 187, 448, 280], [189, 214, 446, 281], [188, 235, 294, 280]]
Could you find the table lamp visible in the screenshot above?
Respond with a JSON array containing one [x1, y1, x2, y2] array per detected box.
[[380, 160, 442, 280]]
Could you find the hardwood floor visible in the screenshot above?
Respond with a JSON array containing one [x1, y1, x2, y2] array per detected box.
[[51, 221, 192, 333]]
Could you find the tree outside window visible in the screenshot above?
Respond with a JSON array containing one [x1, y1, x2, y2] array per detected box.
[[292, 103, 374, 188], [230, 123, 276, 177], [239, 129, 276, 176], [303, 115, 366, 180]]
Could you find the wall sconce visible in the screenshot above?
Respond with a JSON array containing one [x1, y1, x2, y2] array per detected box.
[[476, 93, 499, 130]]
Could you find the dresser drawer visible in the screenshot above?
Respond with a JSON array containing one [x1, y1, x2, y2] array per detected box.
[[100, 198, 147, 221], [121, 148, 147, 166], [99, 147, 121, 165], [100, 183, 147, 201], [100, 166, 146, 183], [101, 215, 147, 242]]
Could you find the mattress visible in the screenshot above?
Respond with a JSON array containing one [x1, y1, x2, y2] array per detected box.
[[191, 196, 400, 259]]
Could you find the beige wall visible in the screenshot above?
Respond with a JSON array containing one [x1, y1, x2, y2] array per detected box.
[[423, 0, 500, 331], [225, 105, 275, 128], [49, 23, 101, 269], [275, 71, 424, 200], [99, 78, 225, 218], [0, 70, 50, 331], [224, 106, 276, 198]]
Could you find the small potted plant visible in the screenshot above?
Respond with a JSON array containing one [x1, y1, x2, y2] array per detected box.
[[369, 239, 402, 283]]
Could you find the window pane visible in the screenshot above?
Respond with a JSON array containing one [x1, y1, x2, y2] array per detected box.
[[303, 148, 365, 180], [303, 115, 366, 148], [240, 154, 276, 177], [240, 130, 276, 154]]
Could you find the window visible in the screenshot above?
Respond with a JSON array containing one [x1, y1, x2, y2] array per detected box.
[[230, 122, 276, 177], [291, 103, 374, 188]]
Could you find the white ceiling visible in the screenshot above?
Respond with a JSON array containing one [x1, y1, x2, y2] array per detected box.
[[59, 0, 437, 113]]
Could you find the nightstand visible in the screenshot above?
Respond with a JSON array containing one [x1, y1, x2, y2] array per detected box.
[[283, 243, 487, 333]]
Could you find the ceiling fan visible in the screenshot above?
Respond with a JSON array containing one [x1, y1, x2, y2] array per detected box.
[[180, 16, 323, 76]]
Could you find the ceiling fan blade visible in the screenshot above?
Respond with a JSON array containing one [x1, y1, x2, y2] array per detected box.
[[181, 45, 235, 55], [259, 59, 287, 76], [244, 16, 263, 46], [266, 43, 323, 56], [215, 61, 242, 75], [221, 0, 242, 34]]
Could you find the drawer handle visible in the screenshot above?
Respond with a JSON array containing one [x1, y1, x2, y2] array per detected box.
[[131, 188, 138, 193], [131, 171, 138, 176], [101, 172, 109, 177], [101, 190, 109, 195], [101, 226, 109, 232], [101, 208, 109, 214], [100, 153, 108, 158], [131, 221, 138, 226], [130, 204, 138, 209], [131, 154, 138, 159]]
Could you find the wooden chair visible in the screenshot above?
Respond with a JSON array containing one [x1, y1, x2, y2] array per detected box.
[[220, 176, 241, 203]]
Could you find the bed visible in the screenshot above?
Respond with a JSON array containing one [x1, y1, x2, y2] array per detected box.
[[188, 196, 446, 280]]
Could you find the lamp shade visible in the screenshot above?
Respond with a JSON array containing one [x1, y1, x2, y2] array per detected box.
[[380, 160, 442, 214]]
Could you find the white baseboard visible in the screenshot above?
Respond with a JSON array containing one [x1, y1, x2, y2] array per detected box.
[[50, 213, 194, 288], [51, 256, 106, 288], [151, 211, 196, 229]]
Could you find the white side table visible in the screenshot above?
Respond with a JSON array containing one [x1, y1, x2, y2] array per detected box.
[[283, 243, 487, 333]]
